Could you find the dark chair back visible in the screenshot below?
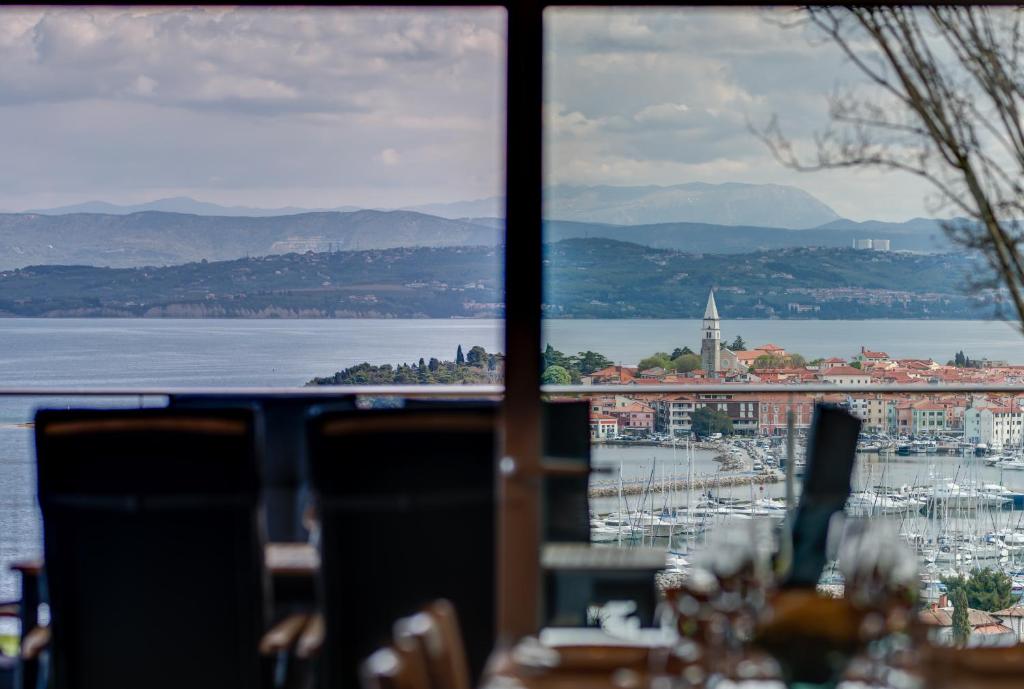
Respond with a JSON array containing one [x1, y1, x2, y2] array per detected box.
[[307, 407, 496, 688], [542, 401, 592, 542], [169, 394, 356, 541], [785, 403, 861, 588], [34, 408, 269, 689]]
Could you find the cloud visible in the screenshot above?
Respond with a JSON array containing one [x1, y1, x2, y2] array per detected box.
[[0, 7, 505, 210], [544, 7, 942, 221]]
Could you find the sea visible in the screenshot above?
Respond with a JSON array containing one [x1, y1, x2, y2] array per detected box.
[[3, 317, 1024, 614]]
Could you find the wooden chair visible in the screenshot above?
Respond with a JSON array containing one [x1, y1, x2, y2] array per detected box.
[[33, 407, 307, 689], [307, 407, 496, 688], [392, 601, 471, 689]]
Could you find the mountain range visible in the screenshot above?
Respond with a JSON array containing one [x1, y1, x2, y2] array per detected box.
[[543, 182, 841, 229], [0, 239, 985, 319], [0, 182, 971, 271], [20, 181, 837, 228], [0, 209, 498, 270]]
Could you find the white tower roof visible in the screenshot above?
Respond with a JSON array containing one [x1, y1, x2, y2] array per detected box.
[[704, 290, 719, 320]]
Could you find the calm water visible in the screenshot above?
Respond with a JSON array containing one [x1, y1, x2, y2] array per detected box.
[[3, 317, 1024, 611]]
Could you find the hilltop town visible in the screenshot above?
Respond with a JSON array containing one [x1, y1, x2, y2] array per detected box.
[[579, 291, 1024, 445]]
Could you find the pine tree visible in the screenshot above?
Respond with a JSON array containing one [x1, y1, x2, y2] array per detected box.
[[952, 588, 971, 648], [456, 345, 465, 365]]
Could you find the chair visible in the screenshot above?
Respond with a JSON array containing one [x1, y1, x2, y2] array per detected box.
[[784, 403, 862, 588], [541, 401, 592, 543], [392, 601, 470, 689], [33, 407, 300, 689], [307, 406, 496, 688], [169, 394, 357, 542]]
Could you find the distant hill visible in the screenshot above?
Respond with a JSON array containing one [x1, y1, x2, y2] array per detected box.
[[0, 246, 502, 318], [402, 196, 504, 219], [544, 182, 841, 229], [545, 218, 956, 253], [0, 239, 989, 319], [25, 197, 362, 217], [0, 209, 499, 270]]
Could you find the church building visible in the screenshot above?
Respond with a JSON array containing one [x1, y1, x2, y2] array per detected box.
[[700, 290, 744, 377], [700, 291, 721, 375]]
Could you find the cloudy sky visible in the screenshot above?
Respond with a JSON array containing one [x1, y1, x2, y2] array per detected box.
[[0, 7, 939, 220], [546, 8, 941, 222], [0, 7, 506, 211]]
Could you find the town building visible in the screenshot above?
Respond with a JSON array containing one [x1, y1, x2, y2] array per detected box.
[[992, 606, 1024, 644], [651, 393, 759, 436], [700, 291, 721, 376], [589, 414, 619, 441], [919, 598, 1016, 647], [964, 404, 1024, 447], [756, 394, 814, 435], [845, 394, 892, 433], [857, 346, 891, 364], [819, 366, 872, 386]]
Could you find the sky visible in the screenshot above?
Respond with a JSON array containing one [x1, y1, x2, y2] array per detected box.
[[0, 7, 941, 220]]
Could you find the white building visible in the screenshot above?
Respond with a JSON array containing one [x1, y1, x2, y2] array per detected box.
[[964, 405, 1024, 447], [993, 606, 1024, 643], [819, 366, 872, 386], [589, 415, 619, 441]]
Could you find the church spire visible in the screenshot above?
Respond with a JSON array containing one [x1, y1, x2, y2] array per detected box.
[[704, 290, 719, 320], [701, 289, 721, 375]]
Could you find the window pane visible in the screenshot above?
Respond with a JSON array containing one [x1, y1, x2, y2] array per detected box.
[[0, 5, 506, 621], [544, 6, 1024, 617]]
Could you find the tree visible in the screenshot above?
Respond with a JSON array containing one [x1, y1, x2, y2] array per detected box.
[[691, 407, 733, 436], [729, 335, 747, 351], [456, 345, 465, 365], [789, 353, 807, 367], [575, 350, 613, 374], [466, 345, 487, 366], [542, 344, 570, 371], [672, 353, 702, 373], [849, 360, 863, 369], [943, 568, 1015, 612], [952, 588, 971, 648], [487, 353, 497, 371], [754, 354, 787, 369], [541, 365, 572, 385], [638, 353, 673, 371], [670, 346, 695, 359], [428, 357, 440, 372], [759, 7, 1024, 331]]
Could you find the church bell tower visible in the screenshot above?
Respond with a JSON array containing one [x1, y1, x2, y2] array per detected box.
[[701, 290, 721, 375]]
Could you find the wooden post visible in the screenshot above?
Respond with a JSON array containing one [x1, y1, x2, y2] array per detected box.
[[498, 0, 544, 641]]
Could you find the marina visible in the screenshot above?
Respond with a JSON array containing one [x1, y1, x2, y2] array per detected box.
[[589, 436, 1024, 601]]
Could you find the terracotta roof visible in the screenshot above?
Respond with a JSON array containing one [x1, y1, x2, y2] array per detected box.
[[822, 366, 866, 376], [993, 605, 1024, 618], [918, 608, 1001, 627], [760, 344, 785, 352], [823, 357, 847, 363], [973, 623, 1015, 636]]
